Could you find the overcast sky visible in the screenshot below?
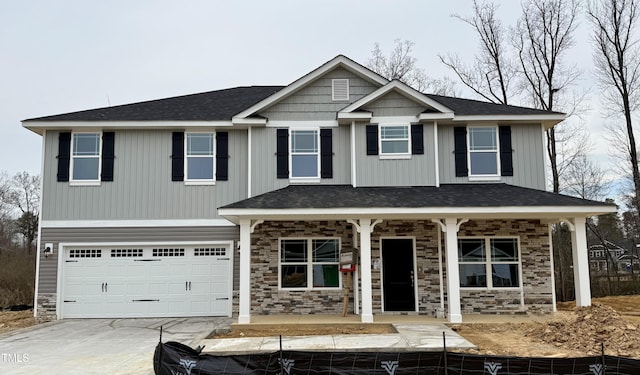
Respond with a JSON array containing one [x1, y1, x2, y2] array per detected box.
[[1, 1, 610, 185]]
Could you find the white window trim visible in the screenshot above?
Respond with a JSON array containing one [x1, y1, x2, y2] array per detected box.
[[184, 131, 216, 185], [458, 236, 522, 290], [332, 79, 349, 101], [289, 128, 320, 181], [278, 237, 342, 291], [69, 131, 102, 186], [379, 124, 412, 159], [467, 126, 501, 178]]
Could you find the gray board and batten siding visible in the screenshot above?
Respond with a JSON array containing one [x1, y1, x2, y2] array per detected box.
[[438, 123, 546, 190], [42, 129, 248, 221], [249, 126, 352, 197], [37, 226, 241, 295], [257, 67, 379, 121]]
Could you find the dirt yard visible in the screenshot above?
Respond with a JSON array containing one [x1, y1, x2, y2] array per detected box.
[[0, 310, 36, 335], [449, 295, 640, 358]]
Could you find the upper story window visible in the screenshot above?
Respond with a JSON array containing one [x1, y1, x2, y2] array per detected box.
[[280, 238, 340, 289], [71, 133, 101, 183], [458, 237, 520, 289], [332, 79, 349, 101], [380, 125, 410, 156], [468, 127, 499, 176], [290, 130, 319, 179], [185, 132, 215, 182]]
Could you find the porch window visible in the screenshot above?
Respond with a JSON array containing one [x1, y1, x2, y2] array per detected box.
[[458, 237, 520, 288], [280, 238, 340, 289]]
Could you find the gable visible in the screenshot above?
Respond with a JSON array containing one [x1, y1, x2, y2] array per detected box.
[[362, 90, 428, 118], [258, 67, 380, 122]]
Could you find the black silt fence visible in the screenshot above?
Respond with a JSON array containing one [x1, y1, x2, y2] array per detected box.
[[153, 339, 640, 375]]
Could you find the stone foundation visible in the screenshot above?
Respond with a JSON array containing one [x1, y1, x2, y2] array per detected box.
[[36, 293, 57, 322]]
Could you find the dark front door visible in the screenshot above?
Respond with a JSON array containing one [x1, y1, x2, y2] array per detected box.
[[382, 238, 415, 311]]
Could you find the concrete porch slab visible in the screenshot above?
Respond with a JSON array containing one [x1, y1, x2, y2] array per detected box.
[[198, 323, 475, 355]]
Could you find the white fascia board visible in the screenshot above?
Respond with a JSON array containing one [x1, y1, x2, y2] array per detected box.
[[219, 205, 617, 222], [234, 55, 388, 119], [337, 112, 373, 120], [23, 120, 234, 133], [453, 114, 565, 126], [41, 219, 236, 228], [340, 81, 454, 114], [231, 117, 267, 126], [419, 113, 455, 121], [267, 120, 339, 128]]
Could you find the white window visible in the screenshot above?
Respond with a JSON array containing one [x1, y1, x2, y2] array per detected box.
[[468, 127, 499, 176], [71, 133, 101, 183], [458, 238, 520, 288], [380, 125, 410, 155], [290, 130, 319, 178], [332, 79, 349, 101], [280, 238, 340, 289], [185, 132, 215, 182]]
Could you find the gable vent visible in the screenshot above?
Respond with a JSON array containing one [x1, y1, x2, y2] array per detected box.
[[332, 79, 349, 101]]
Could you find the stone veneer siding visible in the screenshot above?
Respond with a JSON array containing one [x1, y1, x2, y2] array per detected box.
[[250, 219, 552, 316]]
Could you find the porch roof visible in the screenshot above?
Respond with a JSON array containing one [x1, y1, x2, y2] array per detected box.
[[218, 184, 616, 222]]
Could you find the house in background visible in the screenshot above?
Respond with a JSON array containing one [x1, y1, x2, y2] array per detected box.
[[589, 241, 639, 273], [23, 55, 615, 324]]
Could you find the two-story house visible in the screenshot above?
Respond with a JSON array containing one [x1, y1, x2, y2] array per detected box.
[[23, 55, 615, 323]]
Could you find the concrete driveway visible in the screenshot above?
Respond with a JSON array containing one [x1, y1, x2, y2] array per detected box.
[[0, 317, 232, 375]]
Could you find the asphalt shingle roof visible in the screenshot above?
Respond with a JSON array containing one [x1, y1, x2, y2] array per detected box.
[[425, 94, 564, 116], [24, 86, 563, 123], [221, 184, 612, 209], [23, 86, 284, 122]]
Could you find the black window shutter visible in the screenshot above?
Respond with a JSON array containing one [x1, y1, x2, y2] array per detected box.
[[57, 132, 71, 182], [216, 132, 229, 181], [366, 124, 378, 155], [499, 126, 514, 176], [276, 129, 289, 179], [411, 124, 424, 155], [100, 132, 115, 181], [171, 132, 184, 181], [320, 128, 333, 178], [454, 127, 468, 177]]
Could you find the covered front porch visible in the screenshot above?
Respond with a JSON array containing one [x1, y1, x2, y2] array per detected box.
[[218, 184, 617, 324]]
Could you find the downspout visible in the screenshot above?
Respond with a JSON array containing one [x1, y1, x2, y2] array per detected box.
[[353, 223, 360, 315], [434, 121, 440, 187], [350, 121, 357, 187], [247, 127, 252, 198]]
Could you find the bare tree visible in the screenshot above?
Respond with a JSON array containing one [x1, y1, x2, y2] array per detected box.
[[8, 172, 40, 252], [439, 0, 516, 104], [588, 0, 640, 215], [515, 0, 583, 193], [562, 153, 609, 200], [368, 39, 457, 95]]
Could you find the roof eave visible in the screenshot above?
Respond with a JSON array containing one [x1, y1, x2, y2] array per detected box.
[[218, 205, 616, 224], [452, 114, 566, 128]]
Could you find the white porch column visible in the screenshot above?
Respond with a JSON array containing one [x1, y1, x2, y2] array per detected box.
[[570, 217, 591, 307], [444, 218, 462, 323], [238, 219, 252, 324], [359, 218, 374, 323]]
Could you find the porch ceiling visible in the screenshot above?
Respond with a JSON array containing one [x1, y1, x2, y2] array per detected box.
[[218, 184, 616, 224]]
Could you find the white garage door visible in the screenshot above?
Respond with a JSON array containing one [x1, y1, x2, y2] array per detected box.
[[60, 245, 232, 318]]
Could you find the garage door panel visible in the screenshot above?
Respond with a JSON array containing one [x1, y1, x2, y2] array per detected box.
[[61, 244, 232, 318]]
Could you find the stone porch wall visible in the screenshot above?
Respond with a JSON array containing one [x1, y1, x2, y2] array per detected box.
[[249, 219, 553, 316], [456, 219, 553, 313]]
